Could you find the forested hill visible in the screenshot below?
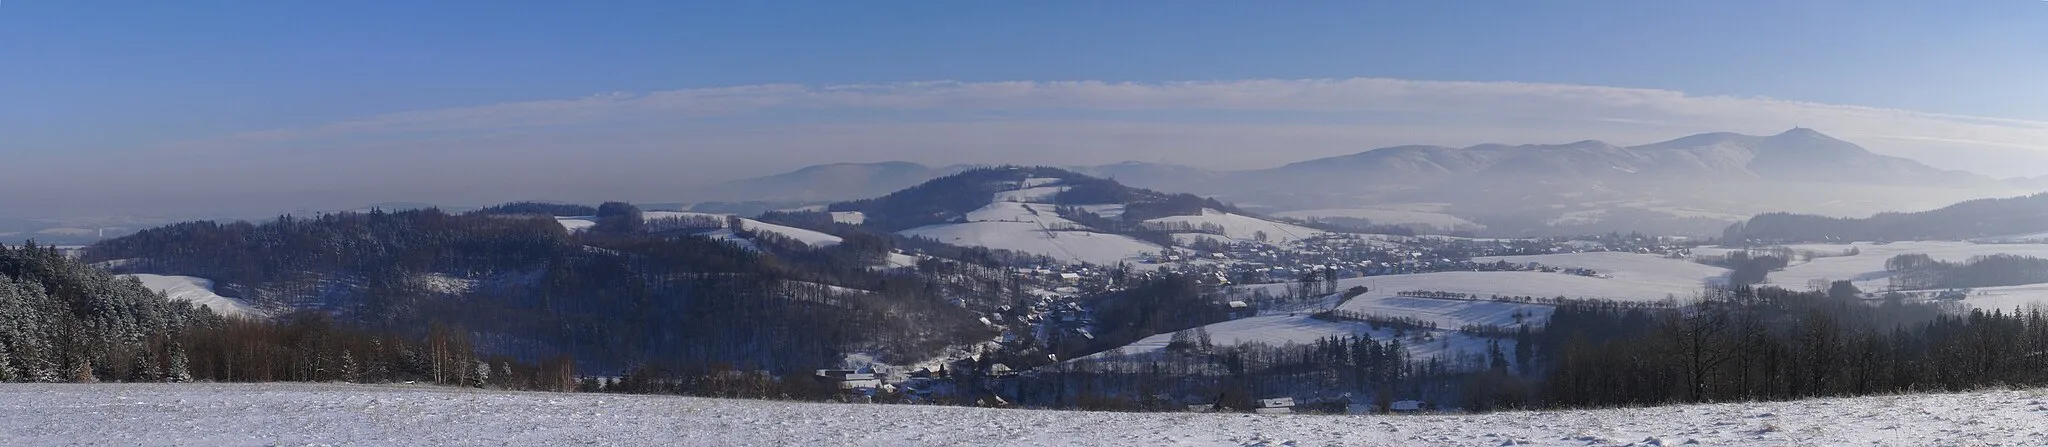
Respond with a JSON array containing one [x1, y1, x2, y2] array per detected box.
[[1723, 192, 2048, 243], [828, 166, 1238, 233], [82, 207, 1003, 374], [0, 243, 218, 382]]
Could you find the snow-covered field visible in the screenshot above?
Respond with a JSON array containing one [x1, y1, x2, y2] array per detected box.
[[6, 383, 2045, 446], [1696, 241, 2048, 309], [1273, 204, 1483, 231], [1097, 314, 1506, 362], [557, 212, 843, 248], [552, 216, 596, 232], [1251, 270, 1710, 308], [1474, 252, 1731, 290], [121, 274, 268, 319], [902, 221, 1162, 266], [1334, 294, 1556, 329], [1762, 241, 2048, 290], [898, 185, 1167, 265], [830, 211, 867, 225], [1109, 253, 1725, 363], [1145, 209, 1324, 245]]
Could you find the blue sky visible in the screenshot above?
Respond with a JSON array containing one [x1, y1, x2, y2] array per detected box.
[[2, 0, 2047, 215]]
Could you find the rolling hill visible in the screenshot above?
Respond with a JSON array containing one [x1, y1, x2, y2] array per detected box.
[[715, 129, 2035, 237], [824, 166, 1317, 265]]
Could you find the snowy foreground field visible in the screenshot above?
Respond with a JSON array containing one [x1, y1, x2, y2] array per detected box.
[[5, 384, 2048, 446]]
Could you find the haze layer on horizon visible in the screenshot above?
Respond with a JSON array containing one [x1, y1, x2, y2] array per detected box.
[[4, 1, 2045, 218]]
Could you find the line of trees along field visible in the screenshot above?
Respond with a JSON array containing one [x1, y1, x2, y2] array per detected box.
[[1015, 282, 2048, 413], [1885, 253, 2048, 290], [1722, 192, 2048, 243]]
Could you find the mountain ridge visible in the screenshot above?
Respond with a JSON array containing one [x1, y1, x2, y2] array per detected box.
[[711, 129, 2034, 237]]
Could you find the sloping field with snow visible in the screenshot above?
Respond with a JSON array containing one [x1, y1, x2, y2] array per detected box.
[[992, 185, 1070, 202], [901, 222, 1160, 265], [5, 383, 2044, 446], [1688, 241, 2048, 309], [1145, 209, 1323, 244], [557, 212, 843, 248], [963, 202, 1075, 225], [1275, 205, 1483, 230], [1475, 252, 1731, 289], [1249, 270, 1710, 308], [1096, 314, 1506, 362], [1716, 242, 2048, 301], [1333, 294, 1556, 329], [552, 217, 595, 232], [829, 211, 866, 225], [897, 197, 1164, 265], [121, 274, 268, 319]]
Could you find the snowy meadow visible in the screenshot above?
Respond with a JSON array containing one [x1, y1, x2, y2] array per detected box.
[[3, 383, 2045, 446]]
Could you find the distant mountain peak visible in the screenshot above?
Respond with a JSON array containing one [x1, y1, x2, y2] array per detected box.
[[792, 161, 930, 173], [704, 162, 960, 202], [1776, 127, 1825, 137]]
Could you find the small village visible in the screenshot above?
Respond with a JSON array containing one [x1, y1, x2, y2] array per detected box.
[[807, 231, 1704, 413]]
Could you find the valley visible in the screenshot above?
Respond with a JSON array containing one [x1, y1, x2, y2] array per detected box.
[[71, 163, 2048, 416]]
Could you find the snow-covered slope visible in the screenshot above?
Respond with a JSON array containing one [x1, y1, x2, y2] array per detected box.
[[121, 274, 268, 319], [1145, 209, 1323, 244], [1474, 252, 1732, 289], [1094, 314, 1507, 362], [895, 181, 1166, 265], [556, 212, 843, 248], [829, 211, 866, 225], [991, 184, 1070, 202], [645, 211, 844, 248], [8, 383, 2043, 446], [1333, 294, 1557, 329], [902, 222, 1161, 266], [1275, 205, 1483, 231], [553, 217, 596, 233], [1248, 270, 1715, 306], [1708, 241, 2048, 309]]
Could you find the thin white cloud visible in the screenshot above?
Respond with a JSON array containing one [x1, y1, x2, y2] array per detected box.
[[183, 77, 2048, 153], [22, 78, 2048, 218]]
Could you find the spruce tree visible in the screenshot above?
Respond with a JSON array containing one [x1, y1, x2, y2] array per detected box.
[[472, 360, 490, 388], [338, 350, 360, 383], [166, 341, 192, 383], [129, 348, 162, 382], [0, 340, 16, 382]]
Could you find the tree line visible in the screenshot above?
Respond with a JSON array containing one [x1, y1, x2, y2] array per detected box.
[[0, 242, 575, 390], [1723, 192, 2048, 243], [81, 205, 998, 376], [1886, 253, 2048, 290]]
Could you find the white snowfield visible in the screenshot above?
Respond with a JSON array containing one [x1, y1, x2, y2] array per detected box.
[[552, 216, 596, 233], [1094, 314, 1507, 362], [1336, 294, 1557, 330], [1474, 252, 1733, 290], [1700, 241, 2048, 309], [829, 211, 867, 225], [4, 383, 2045, 447], [1102, 253, 1724, 364], [1274, 205, 1484, 231], [992, 185, 1071, 202], [121, 274, 268, 319], [1253, 270, 1710, 307], [897, 182, 1166, 265], [556, 212, 844, 248], [1761, 241, 2048, 288], [1145, 209, 1324, 245], [902, 221, 1162, 266]]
